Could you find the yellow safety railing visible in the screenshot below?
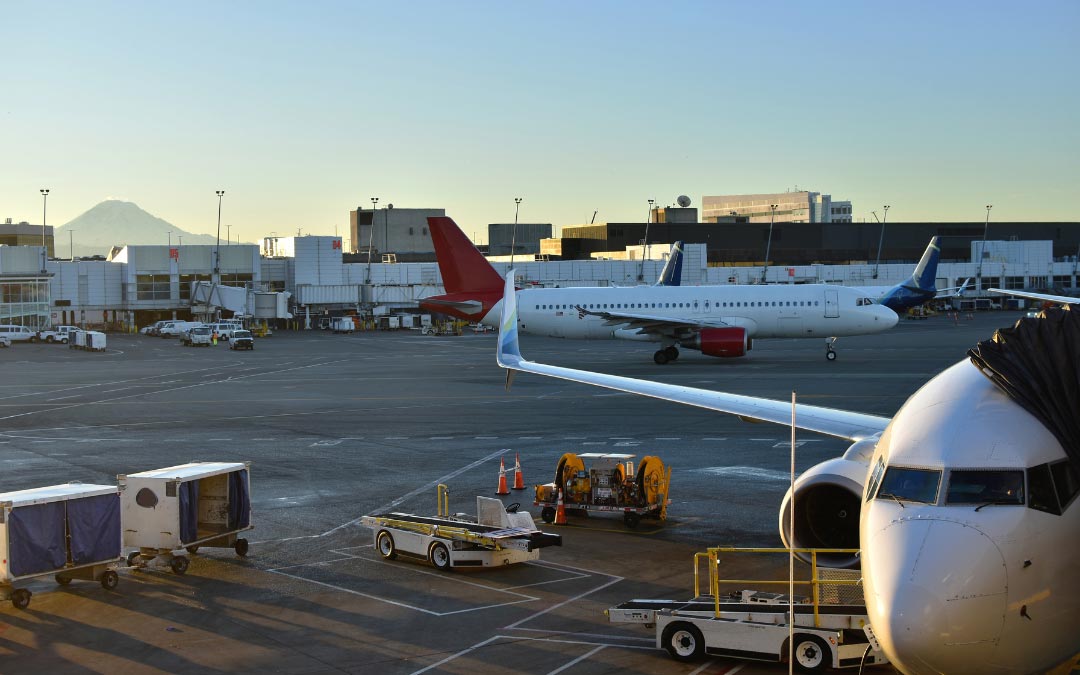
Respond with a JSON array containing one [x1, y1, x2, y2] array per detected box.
[[692, 547, 862, 628]]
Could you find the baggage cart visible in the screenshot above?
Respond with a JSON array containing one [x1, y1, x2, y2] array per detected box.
[[70, 330, 107, 351], [361, 485, 561, 571], [119, 462, 252, 574], [0, 483, 123, 609]]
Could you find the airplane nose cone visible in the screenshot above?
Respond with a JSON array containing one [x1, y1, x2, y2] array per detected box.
[[866, 518, 1007, 675], [878, 306, 899, 328]]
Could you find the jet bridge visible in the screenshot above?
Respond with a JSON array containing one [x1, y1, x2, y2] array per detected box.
[[191, 282, 292, 321]]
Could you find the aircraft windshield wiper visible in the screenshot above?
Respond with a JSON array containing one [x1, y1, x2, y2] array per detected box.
[[879, 492, 906, 509], [975, 499, 1011, 512]]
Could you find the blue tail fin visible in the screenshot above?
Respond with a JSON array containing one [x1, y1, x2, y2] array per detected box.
[[655, 242, 684, 286], [910, 236, 941, 291]]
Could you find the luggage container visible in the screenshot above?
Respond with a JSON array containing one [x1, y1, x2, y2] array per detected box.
[[119, 462, 252, 574], [0, 483, 123, 609], [70, 330, 107, 351]]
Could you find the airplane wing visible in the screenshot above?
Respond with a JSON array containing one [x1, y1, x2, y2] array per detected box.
[[988, 288, 1079, 305], [499, 272, 890, 442], [576, 306, 735, 338], [935, 278, 970, 298]]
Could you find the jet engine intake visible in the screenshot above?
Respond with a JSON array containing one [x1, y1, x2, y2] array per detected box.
[[684, 327, 749, 358], [778, 456, 868, 568]]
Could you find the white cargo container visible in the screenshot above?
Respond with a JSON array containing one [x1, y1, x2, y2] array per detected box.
[[119, 462, 253, 575], [70, 330, 107, 351], [0, 483, 123, 609]]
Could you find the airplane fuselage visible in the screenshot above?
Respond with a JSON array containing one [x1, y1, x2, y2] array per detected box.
[[486, 284, 896, 340], [861, 361, 1080, 674]]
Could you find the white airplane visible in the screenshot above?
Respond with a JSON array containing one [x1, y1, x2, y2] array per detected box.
[[421, 216, 898, 363], [494, 270, 1080, 675]]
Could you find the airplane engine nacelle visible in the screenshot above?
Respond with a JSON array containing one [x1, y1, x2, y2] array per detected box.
[[778, 453, 871, 568], [685, 327, 750, 357]]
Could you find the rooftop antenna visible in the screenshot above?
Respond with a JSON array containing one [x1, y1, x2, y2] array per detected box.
[[590, 210, 598, 224]]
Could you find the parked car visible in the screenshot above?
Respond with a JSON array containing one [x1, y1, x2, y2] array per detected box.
[[141, 320, 171, 336], [0, 335, 10, 348], [229, 330, 254, 350], [37, 325, 80, 344], [0, 325, 38, 343], [207, 322, 243, 340]]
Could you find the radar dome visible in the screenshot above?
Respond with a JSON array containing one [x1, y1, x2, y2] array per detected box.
[[677, 195, 691, 207]]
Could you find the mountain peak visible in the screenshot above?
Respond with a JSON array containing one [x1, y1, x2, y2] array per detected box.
[[56, 200, 220, 256]]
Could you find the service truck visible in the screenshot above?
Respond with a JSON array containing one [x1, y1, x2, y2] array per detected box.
[[37, 325, 80, 344]]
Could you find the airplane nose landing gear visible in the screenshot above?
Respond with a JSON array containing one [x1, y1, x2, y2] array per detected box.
[[826, 337, 838, 361]]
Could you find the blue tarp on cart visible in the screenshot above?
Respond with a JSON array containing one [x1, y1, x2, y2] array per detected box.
[[228, 469, 251, 530], [179, 480, 199, 544], [67, 493, 122, 565], [8, 501, 67, 577]]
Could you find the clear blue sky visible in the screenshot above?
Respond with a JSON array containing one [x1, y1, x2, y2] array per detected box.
[[2, 0, 1077, 244]]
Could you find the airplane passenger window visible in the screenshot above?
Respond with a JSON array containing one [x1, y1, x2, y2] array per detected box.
[[876, 466, 941, 505], [946, 470, 1024, 506]]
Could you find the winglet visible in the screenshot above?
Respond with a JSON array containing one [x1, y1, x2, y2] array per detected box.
[[497, 270, 522, 388]]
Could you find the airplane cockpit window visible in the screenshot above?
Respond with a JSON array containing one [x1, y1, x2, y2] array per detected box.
[[865, 457, 885, 502], [946, 470, 1024, 507], [1026, 460, 1078, 515], [1051, 460, 1080, 510], [876, 466, 941, 505]]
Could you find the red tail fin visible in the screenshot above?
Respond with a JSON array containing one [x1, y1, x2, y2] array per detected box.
[[427, 216, 503, 294]]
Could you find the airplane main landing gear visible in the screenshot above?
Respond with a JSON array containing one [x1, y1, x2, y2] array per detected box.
[[654, 346, 680, 365], [826, 337, 838, 361]]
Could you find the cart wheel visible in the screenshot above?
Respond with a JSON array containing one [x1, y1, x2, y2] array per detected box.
[[186, 545, 200, 555], [623, 512, 641, 529], [11, 588, 31, 610], [55, 574, 72, 586], [170, 555, 190, 575], [100, 570, 119, 590], [541, 507, 556, 523], [376, 530, 397, 560], [127, 551, 142, 567], [429, 542, 452, 571], [234, 538, 249, 557], [792, 634, 831, 672], [662, 621, 704, 662]]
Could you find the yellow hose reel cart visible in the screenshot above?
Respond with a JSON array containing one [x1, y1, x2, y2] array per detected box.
[[534, 452, 671, 528]]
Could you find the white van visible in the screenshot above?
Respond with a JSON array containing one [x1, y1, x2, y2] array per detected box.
[[207, 322, 243, 340], [159, 321, 202, 339], [0, 325, 38, 343]]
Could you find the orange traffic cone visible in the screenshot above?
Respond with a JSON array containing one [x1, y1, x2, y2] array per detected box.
[[512, 453, 525, 490], [496, 457, 510, 495], [554, 488, 567, 525]]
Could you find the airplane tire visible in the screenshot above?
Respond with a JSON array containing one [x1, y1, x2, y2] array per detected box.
[[792, 634, 831, 672], [662, 622, 704, 662], [826, 349, 837, 361], [654, 350, 669, 365], [665, 346, 679, 361]]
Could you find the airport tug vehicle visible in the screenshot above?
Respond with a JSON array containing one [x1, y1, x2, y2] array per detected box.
[[361, 485, 561, 571], [608, 547, 889, 672], [534, 453, 671, 528]]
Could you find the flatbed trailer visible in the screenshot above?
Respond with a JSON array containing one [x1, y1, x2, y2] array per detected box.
[[608, 547, 889, 672], [361, 487, 561, 571]]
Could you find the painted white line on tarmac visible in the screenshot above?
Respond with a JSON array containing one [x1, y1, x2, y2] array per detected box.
[[409, 636, 502, 675], [46, 394, 83, 401], [545, 645, 607, 675]]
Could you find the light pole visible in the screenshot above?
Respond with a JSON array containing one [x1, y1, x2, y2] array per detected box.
[[510, 197, 522, 270], [763, 204, 778, 283], [69, 230, 75, 261], [873, 204, 890, 278], [977, 204, 992, 290], [40, 189, 49, 265], [640, 199, 654, 281], [366, 198, 378, 283], [168, 231, 172, 248], [215, 190, 225, 275], [226, 223, 232, 246]]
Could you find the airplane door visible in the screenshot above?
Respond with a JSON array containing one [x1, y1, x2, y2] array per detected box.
[[825, 290, 840, 318]]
